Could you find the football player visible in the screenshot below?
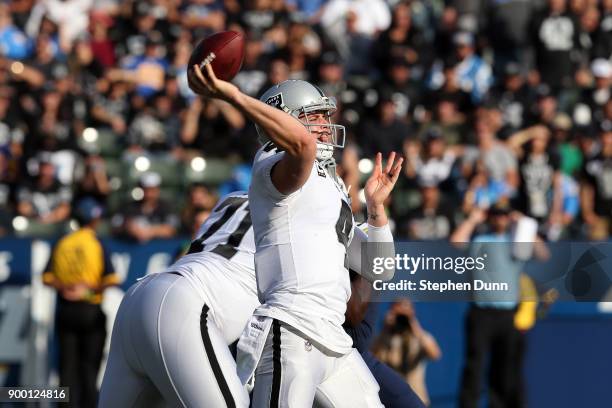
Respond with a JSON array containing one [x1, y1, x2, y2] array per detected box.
[[188, 62, 402, 407], [98, 191, 257, 407]]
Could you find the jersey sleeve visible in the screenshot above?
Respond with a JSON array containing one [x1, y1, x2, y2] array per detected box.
[[347, 223, 395, 282], [251, 150, 299, 201]]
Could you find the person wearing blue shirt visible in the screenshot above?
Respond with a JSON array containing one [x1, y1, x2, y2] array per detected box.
[[450, 203, 549, 408], [285, 0, 329, 21], [427, 32, 493, 104], [0, 4, 32, 60]]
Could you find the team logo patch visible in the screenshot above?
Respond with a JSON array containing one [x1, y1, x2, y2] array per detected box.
[[265, 93, 284, 110], [304, 340, 313, 351]]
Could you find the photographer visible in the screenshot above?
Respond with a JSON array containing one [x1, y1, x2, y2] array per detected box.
[[372, 299, 441, 406]]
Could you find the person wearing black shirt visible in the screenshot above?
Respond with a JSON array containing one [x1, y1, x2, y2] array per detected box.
[[574, 58, 612, 126], [74, 155, 111, 208], [371, 1, 430, 76], [401, 181, 456, 241], [529, 0, 581, 89], [180, 93, 246, 158], [488, 63, 535, 139], [113, 172, 178, 242], [515, 128, 562, 223], [580, 121, 612, 239], [377, 57, 423, 122], [359, 92, 412, 157], [16, 154, 72, 225]]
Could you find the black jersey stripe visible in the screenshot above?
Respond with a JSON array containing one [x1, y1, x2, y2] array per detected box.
[[187, 196, 247, 254]]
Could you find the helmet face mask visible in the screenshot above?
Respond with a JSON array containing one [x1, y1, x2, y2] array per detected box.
[[256, 80, 346, 161]]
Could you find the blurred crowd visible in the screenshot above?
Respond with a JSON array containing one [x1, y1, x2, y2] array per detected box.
[[1, 0, 612, 241]]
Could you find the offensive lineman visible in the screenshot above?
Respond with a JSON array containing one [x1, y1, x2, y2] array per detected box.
[[98, 191, 258, 407], [187, 63, 402, 406]]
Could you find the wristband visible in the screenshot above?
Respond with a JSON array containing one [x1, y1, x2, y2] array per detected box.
[[367, 222, 393, 243]]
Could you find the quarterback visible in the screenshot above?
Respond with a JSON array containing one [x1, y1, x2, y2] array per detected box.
[[188, 62, 402, 407]]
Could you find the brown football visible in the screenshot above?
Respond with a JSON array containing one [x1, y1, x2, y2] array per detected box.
[[188, 31, 245, 82]]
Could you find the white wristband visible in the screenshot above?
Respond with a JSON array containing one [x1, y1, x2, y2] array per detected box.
[[367, 222, 393, 243]]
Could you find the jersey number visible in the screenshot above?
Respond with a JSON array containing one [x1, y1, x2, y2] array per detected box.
[[335, 200, 353, 249], [187, 197, 252, 259]]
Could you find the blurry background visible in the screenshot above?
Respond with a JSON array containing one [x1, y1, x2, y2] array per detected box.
[[0, 0, 611, 407]]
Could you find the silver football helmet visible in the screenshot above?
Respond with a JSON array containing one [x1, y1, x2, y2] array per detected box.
[[256, 80, 346, 161]]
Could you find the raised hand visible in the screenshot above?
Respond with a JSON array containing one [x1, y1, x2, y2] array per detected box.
[[364, 152, 404, 208]]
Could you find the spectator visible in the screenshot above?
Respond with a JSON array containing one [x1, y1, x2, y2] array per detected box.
[[285, 0, 329, 22], [576, 5, 601, 64], [372, 1, 429, 75], [109, 32, 169, 98], [257, 57, 290, 94], [507, 125, 563, 223], [580, 121, 612, 239], [595, 0, 612, 58], [0, 3, 32, 60], [424, 55, 473, 120], [452, 31, 493, 104], [88, 11, 116, 68], [0, 148, 12, 235], [25, 84, 79, 158], [488, 62, 534, 139], [401, 180, 456, 241], [42, 198, 118, 408], [74, 155, 111, 207], [90, 79, 129, 135], [419, 94, 467, 146], [115, 172, 178, 242], [429, 31, 493, 104], [17, 153, 72, 225], [180, 96, 245, 158], [321, 0, 391, 48], [126, 91, 182, 155], [462, 160, 510, 213], [180, 182, 218, 234], [485, 0, 535, 74], [529, 0, 580, 90], [359, 93, 411, 157], [574, 58, 612, 126], [463, 113, 519, 194], [378, 56, 422, 122], [525, 84, 560, 128], [233, 35, 270, 97], [551, 113, 583, 176], [276, 20, 320, 80], [322, 0, 390, 76], [26, 0, 93, 52], [238, 0, 284, 38], [316, 51, 346, 103], [373, 299, 441, 407], [409, 128, 458, 189]]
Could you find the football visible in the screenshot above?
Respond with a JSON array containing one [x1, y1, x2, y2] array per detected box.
[[188, 31, 245, 81]]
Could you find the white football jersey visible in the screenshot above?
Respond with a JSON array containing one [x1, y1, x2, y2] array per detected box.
[[248, 144, 356, 355], [169, 191, 259, 343]]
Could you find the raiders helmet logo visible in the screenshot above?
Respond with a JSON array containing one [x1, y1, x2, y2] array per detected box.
[[265, 93, 284, 110]]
